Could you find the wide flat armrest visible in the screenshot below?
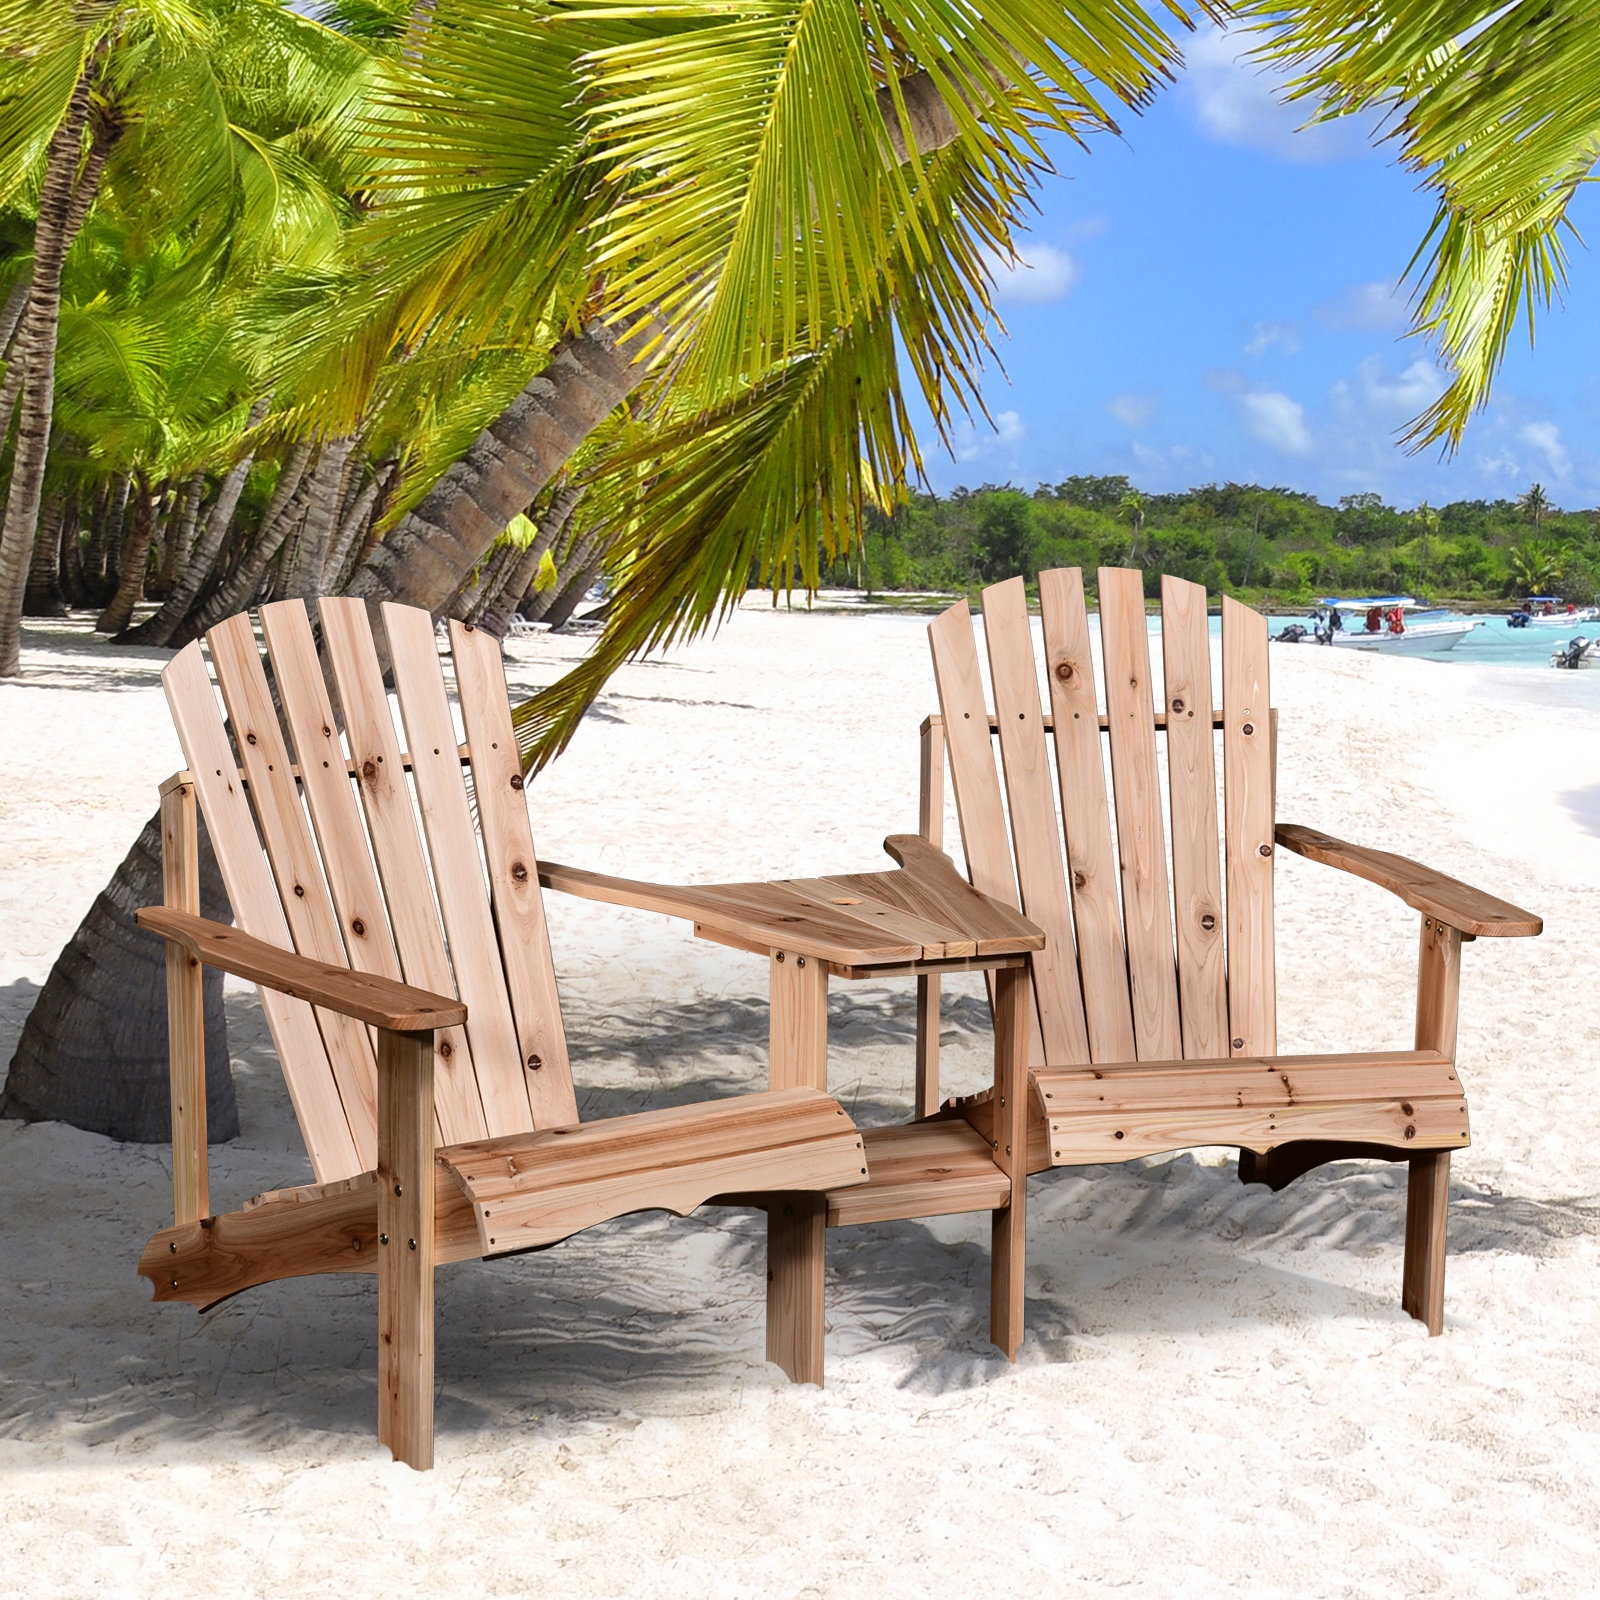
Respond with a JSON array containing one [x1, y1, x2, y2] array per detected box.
[[137, 907, 468, 1030], [1274, 824, 1542, 938]]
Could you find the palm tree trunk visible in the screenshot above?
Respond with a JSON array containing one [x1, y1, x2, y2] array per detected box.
[[123, 400, 270, 647], [0, 338, 26, 444], [284, 435, 357, 598], [474, 486, 579, 637], [95, 472, 157, 634], [321, 459, 393, 595], [0, 276, 29, 355], [347, 315, 652, 615], [87, 471, 130, 596], [60, 498, 85, 607], [536, 530, 608, 631], [153, 471, 203, 598], [0, 806, 237, 1144], [22, 494, 67, 616], [0, 69, 94, 676]]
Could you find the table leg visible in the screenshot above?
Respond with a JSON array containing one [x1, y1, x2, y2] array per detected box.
[[766, 949, 829, 1384], [990, 964, 1028, 1359]]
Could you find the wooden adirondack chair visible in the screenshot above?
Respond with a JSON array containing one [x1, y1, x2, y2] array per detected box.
[[916, 568, 1541, 1340], [135, 599, 872, 1469]]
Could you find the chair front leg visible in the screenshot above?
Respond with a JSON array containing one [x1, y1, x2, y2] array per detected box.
[[160, 775, 209, 1226], [990, 963, 1029, 1359], [1405, 916, 1462, 1335], [377, 1025, 436, 1468], [766, 950, 829, 1385]]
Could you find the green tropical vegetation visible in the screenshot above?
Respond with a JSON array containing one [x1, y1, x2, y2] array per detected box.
[[823, 476, 1600, 608]]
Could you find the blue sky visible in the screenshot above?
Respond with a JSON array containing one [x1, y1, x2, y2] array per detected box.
[[913, 24, 1600, 511]]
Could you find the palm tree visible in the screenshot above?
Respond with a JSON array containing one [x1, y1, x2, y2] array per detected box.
[[1120, 489, 1147, 564], [1413, 500, 1439, 593], [1508, 539, 1563, 597], [1244, 0, 1600, 450], [1518, 482, 1551, 531]]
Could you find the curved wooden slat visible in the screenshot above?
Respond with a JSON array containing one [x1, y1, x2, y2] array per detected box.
[[448, 619, 578, 1129], [383, 603, 535, 1139], [207, 613, 379, 1169], [1037, 568, 1136, 1064], [161, 642, 361, 1181], [1159, 576, 1227, 1058], [318, 598, 489, 1145], [980, 576, 1089, 1065], [1097, 567, 1181, 1061], [1221, 595, 1276, 1057]]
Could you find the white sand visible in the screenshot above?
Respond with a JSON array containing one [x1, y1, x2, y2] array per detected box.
[[2, 604, 1598, 1598]]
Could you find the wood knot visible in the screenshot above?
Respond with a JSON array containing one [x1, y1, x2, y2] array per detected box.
[[1241, 722, 1255, 736], [322, 725, 332, 738], [1404, 1124, 1417, 1140], [1200, 913, 1216, 932], [438, 1040, 453, 1060], [246, 732, 258, 746], [527, 1054, 543, 1071], [1171, 697, 1185, 713], [1054, 661, 1073, 681], [361, 759, 377, 782], [1073, 870, 1086, 888], [511, 861, 529, 882], [509, 774, 524, 791], [1401, 1102, 1414, 1116], [293, 883, 306, 898], [351, 918, 365, 937]]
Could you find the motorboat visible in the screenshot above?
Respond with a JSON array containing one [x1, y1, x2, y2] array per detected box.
[[1551, 635, 1600, 669], [1283, 596, 1486, 655], [1508, 596, 1600, 627]]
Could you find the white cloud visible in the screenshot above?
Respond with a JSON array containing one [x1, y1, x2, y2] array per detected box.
[[1521, 421, 1571, 480], [1182, 25, 1372, 164], [1109, 392, 1157, 428], [1239, 390, 1312, 455], [1317, 280, 1409, 331], [952, 409, 1026, 464], [1245, 320, 1301, 357], [986, 243, 1080, 305]]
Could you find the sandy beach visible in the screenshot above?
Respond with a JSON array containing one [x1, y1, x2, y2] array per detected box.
[[2, 601, 1597, 1597]]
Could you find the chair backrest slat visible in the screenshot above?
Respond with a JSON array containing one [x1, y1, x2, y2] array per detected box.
[[163, 642, 364, 1180], [1037, 568, 1137, 1064], [1221, 596, 1276, 1056], [450, 620, 578, 1127], [1159, 576, 1228, 1059], [1097, 567, 1182, 1061], [382, 603, 536, 1139], [980, 578, 1090, 1066], [318, 598, 491, 1145], [258, 601, 405, 988], [206, 614, 379, 1166], [928, 598, 1047, 1065]]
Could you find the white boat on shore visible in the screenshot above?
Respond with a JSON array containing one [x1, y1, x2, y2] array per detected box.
[[1274, 597, 1485, 655], [1509, 595, 1600, 627], [1551, 635, 1600, 669]]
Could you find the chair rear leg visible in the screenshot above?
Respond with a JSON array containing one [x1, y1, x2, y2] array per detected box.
[[990, 965, 1029, 1359], [378, 1026, 436, 1468], [1401, 1151, 1450, 1335]]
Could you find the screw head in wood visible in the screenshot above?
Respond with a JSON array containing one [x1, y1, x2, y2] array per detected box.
[[797, 957, 805, 967], [1242, 722, 1255, 736], [1232, 1038, 1244, 1049], [408, 1238, 417, 1249], [246, 732, 258, 745], [171, 1279, 179, 1289], [1114, 1130, 1124, 1140], [1404, 1125, 1416, 1140], [510, 773, 525, 790], [775, 951, 785, 962], [169, 1242, 177, 1253], [351, 918, 365, 936], [1171, 697, 1185, 713], [1258, 844, 1272, 858], [379, 1233, 389, 1245], [394, 1184, 402, 1197]]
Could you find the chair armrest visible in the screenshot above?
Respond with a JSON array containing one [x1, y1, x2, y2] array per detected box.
[[136, 907, 468, 1030], [1273, 824, 1542, 938]]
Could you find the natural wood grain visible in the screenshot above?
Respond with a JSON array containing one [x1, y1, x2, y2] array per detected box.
[[377, 1026, 435, 1470], [319, 598, 488, 1145], [982, 576, 1091, 1064], [1222, 594, 1276, 1058], [767, 950, 830, 1384], [1037, 568, 1137, 1064], [162, 642, 361, 1181], [824, 1120, 1009, 1226], [990, 963, 1028, 1359], [160, 778, 208, 1224], [207, 612, 380, 1167], [258, 601, 406, 989], [446, 1088, 865, 1252], [917, 716, 945, 1115], [1159, 575, 1227, 1058], [137, 908, 467, 1030], [868, 835, 1046, 949], [1098, 567, 1182, 1061], [777, 877, 974, 957], [385, 603, 535, 1139], [1274, 824, 1543, 938], [448, 620, 579, 1128], [927, 597, 1048, 1063]]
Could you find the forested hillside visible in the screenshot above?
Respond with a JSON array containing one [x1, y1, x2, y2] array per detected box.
[[822, 476, 1594, 609]]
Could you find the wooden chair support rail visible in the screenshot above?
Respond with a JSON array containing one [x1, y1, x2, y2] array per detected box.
[[158, 738, 473, 798], [920, 709, 1227, 737], [1274, 823, 1543, 938], [136, 906, 468, 1031]]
